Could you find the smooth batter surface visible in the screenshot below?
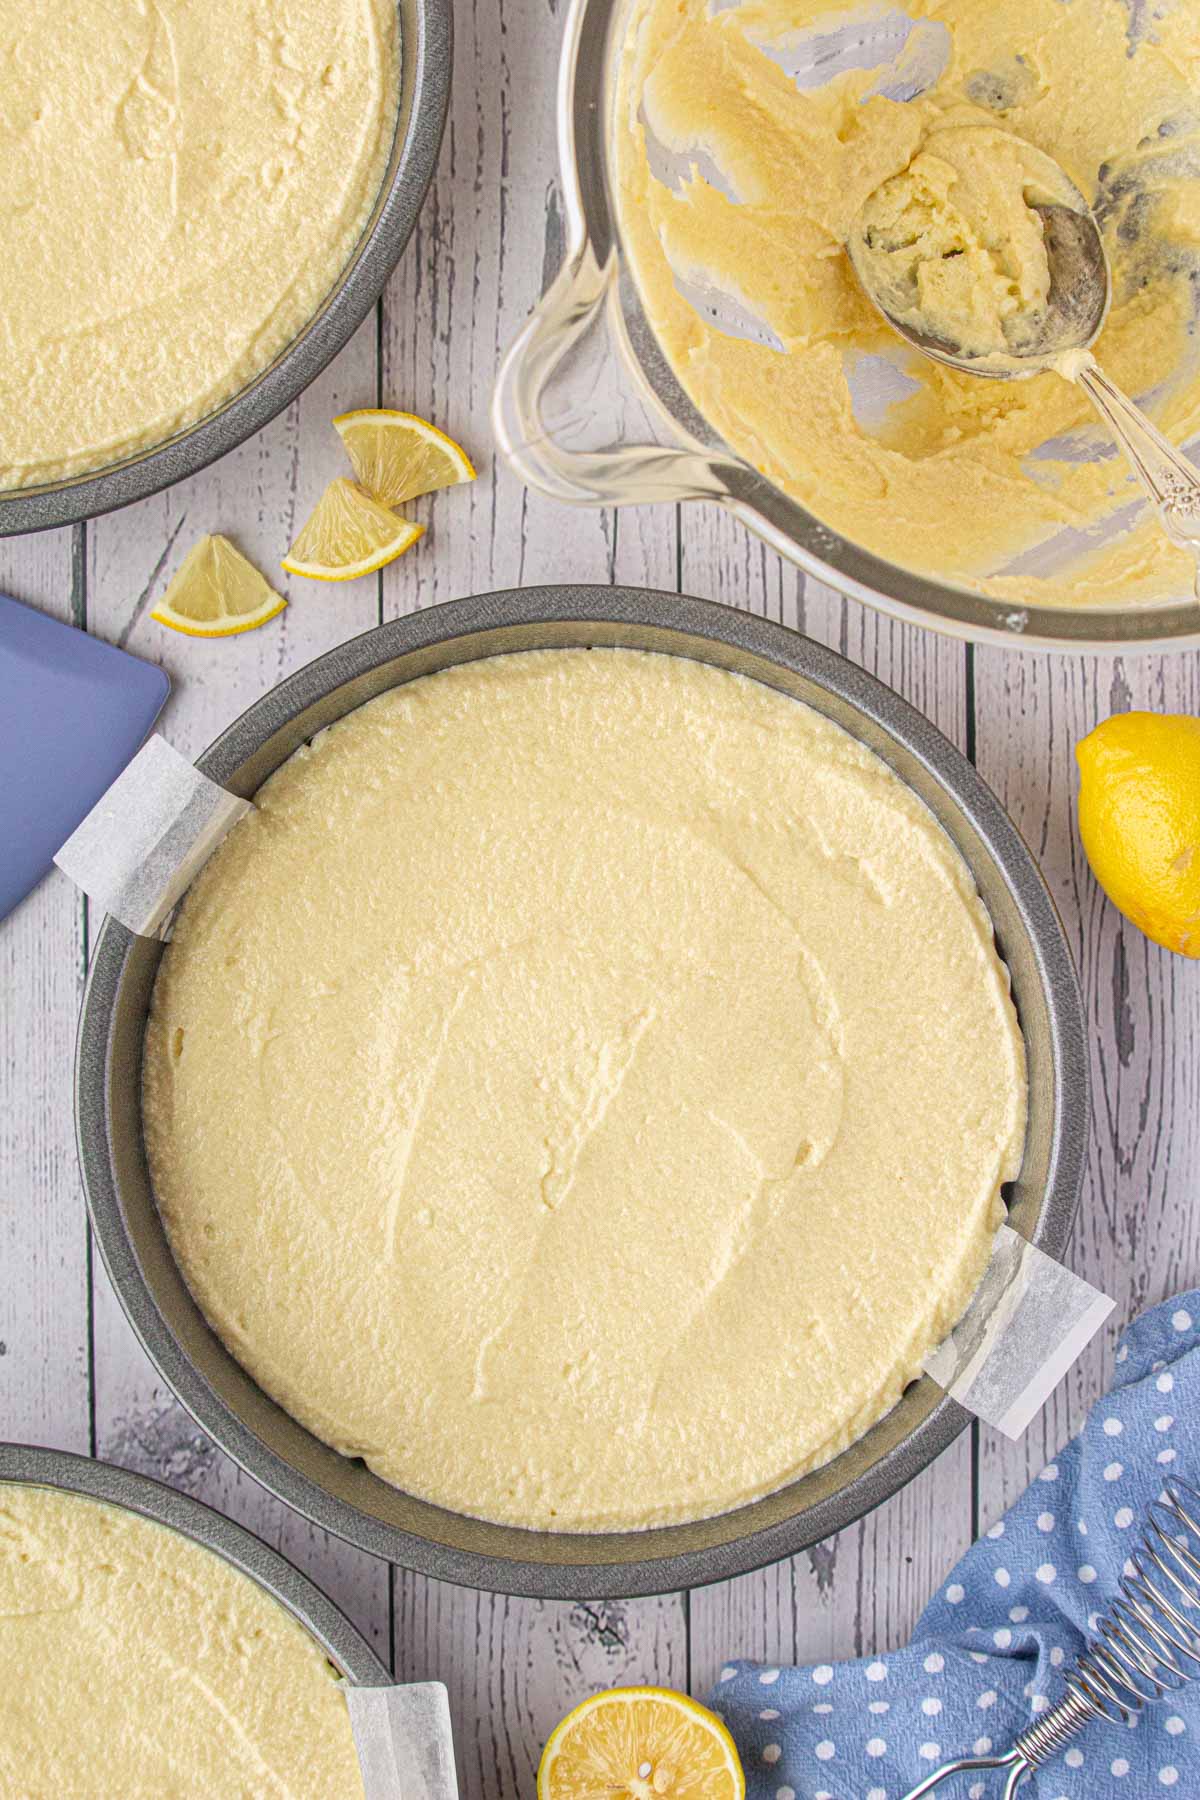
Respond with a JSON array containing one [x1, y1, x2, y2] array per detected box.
[[144, 650, 1027, 1533], [0, 1484, 363, 1797], [0, 0, 397, 490], [615, 0, 1200, 608]]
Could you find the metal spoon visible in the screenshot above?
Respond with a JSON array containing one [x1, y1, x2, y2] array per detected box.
[[847, 159, 1200, 574]]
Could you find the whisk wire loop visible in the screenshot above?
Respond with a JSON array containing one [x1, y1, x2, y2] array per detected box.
[[1010, 1685, 1093, 1760], [899, 1478, 1200, 1798]]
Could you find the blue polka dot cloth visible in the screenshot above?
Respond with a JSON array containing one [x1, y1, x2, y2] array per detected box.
[[709, 1289, 1200, 1799]]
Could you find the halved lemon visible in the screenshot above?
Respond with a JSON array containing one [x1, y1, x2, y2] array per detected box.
[[151, 534, 287, 637], [334, 408, 475, 507], [282, 478, 425, 581], [538, 1687, 745, 1800]]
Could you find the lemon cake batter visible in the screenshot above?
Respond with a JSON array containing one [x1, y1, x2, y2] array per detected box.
[[0, 1483, 363, 1796], [849, 125, 1087, 361], [615, 0, 1200, 607], [144, 650, 1026, 1532], [0, 0, 397, 490]]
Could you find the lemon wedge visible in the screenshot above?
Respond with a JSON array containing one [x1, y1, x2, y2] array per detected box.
[[538, 1687, 745, 1800], [282, 478, 425, 581], [151, 534, 286, 637], [1077, 709, 1200, 957], [334, 408, 475, 507]]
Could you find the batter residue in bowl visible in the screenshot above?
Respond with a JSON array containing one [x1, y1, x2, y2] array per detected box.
[[849, 124, 1087, 361], [143, 651, 1026, 1533], [614, 0, 1200, 608], [0, 1484, 363, 1796], [0, 0, 397, 491]]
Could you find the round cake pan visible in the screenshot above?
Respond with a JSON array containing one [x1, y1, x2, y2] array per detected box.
[[75, 585, 1089, 1598], [0, 0, 451, 539], [0, 1442, 387, 1685]]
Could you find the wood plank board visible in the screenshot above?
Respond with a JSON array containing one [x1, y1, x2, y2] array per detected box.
[[972, 647, 1200, 1525], [0, 527, 90, 1456], [1, 0, 1198, 1785]]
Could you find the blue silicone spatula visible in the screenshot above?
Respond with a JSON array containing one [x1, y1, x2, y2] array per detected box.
[[0, 593, 170, 923]]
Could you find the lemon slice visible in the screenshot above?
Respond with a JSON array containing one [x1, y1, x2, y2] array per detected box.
[[151, 534, 287, 637], [538, 1688, 745, 1800], [282, 479, 425, 581], [334, 408, 476, 507]]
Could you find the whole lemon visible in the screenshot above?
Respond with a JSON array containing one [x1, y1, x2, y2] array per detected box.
[[1076, 710, 1200, 957]]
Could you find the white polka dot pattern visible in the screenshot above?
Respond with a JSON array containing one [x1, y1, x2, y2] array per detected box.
[[702, 1299, 1200, 1799]]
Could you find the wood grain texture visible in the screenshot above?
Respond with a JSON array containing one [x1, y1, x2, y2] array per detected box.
[[972, 647, 1200, 1523], [2, 0, 1196, 1784], [0, 528, 90, 1454], [378, 0, 675, 612]]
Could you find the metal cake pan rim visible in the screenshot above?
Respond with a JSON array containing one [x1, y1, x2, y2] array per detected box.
[[75, 584, 1089, 1598]]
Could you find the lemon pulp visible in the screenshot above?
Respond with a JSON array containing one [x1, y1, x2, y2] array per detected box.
[[151, 534, 286, 637], [334, 408, 475, 507], [538, 1688, 744, 1800], [282, 478, 424, 581]]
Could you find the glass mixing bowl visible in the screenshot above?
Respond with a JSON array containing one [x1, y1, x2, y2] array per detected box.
[[493, 0, 1200, 651]]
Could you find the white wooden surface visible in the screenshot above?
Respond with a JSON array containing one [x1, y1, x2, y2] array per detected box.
[[2, 0, 1199, 1788]]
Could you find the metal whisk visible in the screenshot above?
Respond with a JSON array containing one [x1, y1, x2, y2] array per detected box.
[[900, 1479, 1200, 1798]]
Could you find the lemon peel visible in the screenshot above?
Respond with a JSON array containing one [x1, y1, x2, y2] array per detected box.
[[1077, 710, 1200, 957]]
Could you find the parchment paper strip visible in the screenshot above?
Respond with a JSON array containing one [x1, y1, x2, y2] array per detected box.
[[344, 1682, 459, 1800], [53, 734, 251, 939], [924, 1224, 1115, 1439]]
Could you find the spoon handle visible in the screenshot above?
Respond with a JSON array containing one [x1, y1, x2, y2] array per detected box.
[[1074, 357, 1200, 550]]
